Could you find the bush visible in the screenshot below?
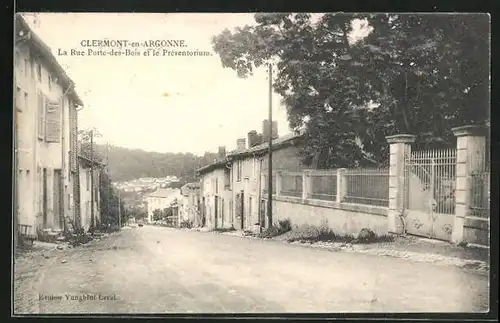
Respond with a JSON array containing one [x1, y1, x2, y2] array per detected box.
[[213, 227, 236, 233], [180, 220, 193, 229], [258, 218, 292, 238], [286, 225, 395, 244]]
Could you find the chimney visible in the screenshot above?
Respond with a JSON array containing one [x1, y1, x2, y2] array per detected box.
[[217, 146, 226, 159], [236, 138, 246, 151], [247, 130, 260, 148], [262, 120, 279, 142], [272, 121, 278, 139]]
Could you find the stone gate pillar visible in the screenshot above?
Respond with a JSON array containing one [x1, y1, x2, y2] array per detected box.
[[451, 125, 488, 244], [386, 134, 416, 234]]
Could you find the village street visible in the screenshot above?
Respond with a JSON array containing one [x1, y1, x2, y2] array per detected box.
[[14, 226, 489, 314]]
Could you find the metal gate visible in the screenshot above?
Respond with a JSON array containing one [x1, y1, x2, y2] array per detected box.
[[404, 148, 457, 241]]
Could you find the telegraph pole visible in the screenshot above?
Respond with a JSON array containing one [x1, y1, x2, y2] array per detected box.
[[106, 142, 110, 227], [90, 129, 94, 229], [267, 63, 273, 228]]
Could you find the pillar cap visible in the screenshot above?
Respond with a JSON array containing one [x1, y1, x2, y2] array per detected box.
[[386, 134, 416, 144], [451, 125, 489, 137]]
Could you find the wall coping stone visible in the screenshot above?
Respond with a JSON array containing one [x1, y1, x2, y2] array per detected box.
[[451, 125, 489, 137], [386, 134, 416, 144], [264, 195, 388, 217]]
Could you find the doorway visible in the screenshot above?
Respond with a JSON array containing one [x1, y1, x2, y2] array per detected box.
[[240, 191, 245, 230], [42, 168, 48, 228], [53, 169, 63, 229], [214, 196, 219, 229], [201, 197, 206, 227], [221, 198, 224, 228]]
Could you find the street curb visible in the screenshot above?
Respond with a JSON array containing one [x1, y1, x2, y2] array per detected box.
[[217, 231, 489, 275]]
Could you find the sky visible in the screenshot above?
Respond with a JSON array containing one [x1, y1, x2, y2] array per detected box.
[[22, 13, 370, 155]]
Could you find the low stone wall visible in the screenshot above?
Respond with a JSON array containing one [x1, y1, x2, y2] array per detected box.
[[265, 196, 389, 236]]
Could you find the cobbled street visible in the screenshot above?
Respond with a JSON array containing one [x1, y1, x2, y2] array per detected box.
[[14, 226, 489, 314]]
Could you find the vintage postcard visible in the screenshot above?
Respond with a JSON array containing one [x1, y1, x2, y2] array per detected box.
[[13, 12, 490, 315]]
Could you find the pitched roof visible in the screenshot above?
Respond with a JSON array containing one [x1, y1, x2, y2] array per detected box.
[[78, 154, 106, 168], [147, 188, 182, 198], [227, 132, 303, 160], [15, 14, 83, 106], [181, 182, 200, 190], [196, 159, 227, 175]]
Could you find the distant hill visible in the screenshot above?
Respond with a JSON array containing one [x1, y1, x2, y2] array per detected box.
[[94, 144, 220, 183]]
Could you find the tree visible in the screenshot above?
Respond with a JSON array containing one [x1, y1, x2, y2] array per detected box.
[[99, 169, 126, 227], [212, 13, 489, 168], [93, 144, 220, 183], [79, 127, 125, 228], [152, 209, 163, 222]]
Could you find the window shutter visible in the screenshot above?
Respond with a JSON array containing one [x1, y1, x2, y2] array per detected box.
[[69, 106, 78, 171], [37, 91, 44, 139], [45, 98, 61, 142]]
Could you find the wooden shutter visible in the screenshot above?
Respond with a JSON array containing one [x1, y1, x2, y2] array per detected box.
[[45, 98, 61, 142], [37, 91, 44, 139], [69, 105, 78, 172]]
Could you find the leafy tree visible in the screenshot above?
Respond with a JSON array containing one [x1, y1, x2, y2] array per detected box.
[[99, 169, 126, 227], [212, 13, 489, 168], [79, 128, 126, 228], [152, 209, 163, 222], [93, 144, 220, 183], [124, 205, 147, 221]]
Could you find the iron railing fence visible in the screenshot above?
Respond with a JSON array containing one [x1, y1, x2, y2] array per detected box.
[[343, 168, 390, 207], [309, 170, 337, 201], [280, 172, 303, 198], [469, 149, 490, 218], [405, 148, 457, 215]]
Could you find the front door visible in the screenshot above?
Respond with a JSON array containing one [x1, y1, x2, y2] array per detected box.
[[201, 197, 206, 227], [221, 198, 224, 228], [53, 169, 63, 229], [214, 196, 219, 229], [260, 199, 266, 228], [404, 149, 456, 241], [240, 191, 245, 230], [42, 168, 48, 228]]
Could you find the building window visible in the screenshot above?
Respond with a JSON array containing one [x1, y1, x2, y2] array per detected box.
[[237, 160, 242, 182], [249, 196, 253, 219], [48, 75, 52, 91], [37, 91, 45, 139], [215, 178, 219, 194], [36, 62, 42, 82], [86, 171, 90, 191]]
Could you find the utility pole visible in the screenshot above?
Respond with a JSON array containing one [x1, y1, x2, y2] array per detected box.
[[267, 63, 273, 228], [106, 142, 110, 227], [90, 129, 94, 229]]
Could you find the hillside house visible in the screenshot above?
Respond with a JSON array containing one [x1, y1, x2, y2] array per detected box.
[[78, 155, 103, 231], [196, 150, 232, 230], [146, 188, 182, 223], [14, 14, 84, 237], [227, 128, 305, 231], [179, 182, 201, 226]]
